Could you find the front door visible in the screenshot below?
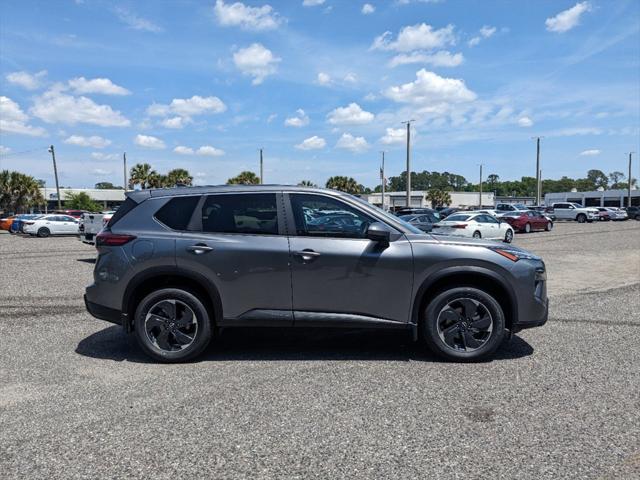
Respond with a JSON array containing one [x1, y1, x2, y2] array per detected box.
[[175, 192, 293, 325], [286, 193, 414, 324]]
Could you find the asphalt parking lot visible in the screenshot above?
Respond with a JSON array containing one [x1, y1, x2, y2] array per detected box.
[[1, 221, 639, 479]]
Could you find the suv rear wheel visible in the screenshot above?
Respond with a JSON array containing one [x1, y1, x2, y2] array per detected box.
[[134, 288, 213, 362], [421, 287, 506, 362]]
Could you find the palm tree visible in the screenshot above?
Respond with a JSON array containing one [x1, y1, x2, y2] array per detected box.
[[325, 176, 361, 195], [227, 171, 260, 185], [128, 163, 156, 189], [166, 168, 193, 186], [148, 173, 168, 189], [298, 180, 317, 187], [426, 189, 452, 208], [0, 170, 45, 213]]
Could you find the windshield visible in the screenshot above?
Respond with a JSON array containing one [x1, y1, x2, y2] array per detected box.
[[444, 214, 471, 222]]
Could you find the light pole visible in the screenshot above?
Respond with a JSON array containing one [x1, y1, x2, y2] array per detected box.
[[123, 152, 128, 191], [48, 145, 61, 210], [402, 119, 414, 208], [380, 151, 386, 211], [259, 148, 264, 184], [628, 152, 635, 207], [478, 163, 483, 208], [532, 137, 543, 205]]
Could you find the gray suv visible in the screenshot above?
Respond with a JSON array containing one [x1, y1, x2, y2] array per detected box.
[[85, 186, 548, 362]]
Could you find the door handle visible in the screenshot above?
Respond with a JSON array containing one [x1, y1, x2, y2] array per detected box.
[[293, 249, 321, 262], [186, 244, 213, 254]]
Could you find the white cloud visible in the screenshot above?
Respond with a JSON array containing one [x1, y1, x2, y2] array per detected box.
[[0, 96, 47, 136], [285, 109, 310, 127], [468, 25, 497, 47], [214, 0, 282, 31], [0, 145, 11, 154], [551, 127, 603, 137], [64, 135, 112, 148], [171, 96, 227, 116], [134, 134, 165, 149], [344, 73, 358, 83], [317, 72, 331, 86], [267, 113, 277, 123], [31, 89, 130, 127], [174, 145, 225, 156], [517, 116, 533, 127], [161, 116, 192, 129], [68, 77, 131, 96], [327, 102, 374, 125], [197, 145, 225, 156], [5, 70, 47, 90], [233, 43, 280, 85], [336, 133, 369, 153], [92, 168, 112, 175], [362, 3, 375, 14], [580, 149, 601, 156], [546, 2, 591, 33], [295, 135, 326, 150], [115, 7, 163, 32], [389, 50, 463, 67], [303, 0, 325, 6], [372, 23, 455, 52], [91, 152, 120, 160], [380, 127, 406, 145], [384, 69, 476, 105]]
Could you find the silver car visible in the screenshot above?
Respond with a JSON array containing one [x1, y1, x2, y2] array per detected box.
[[85, 186, 548, 363]]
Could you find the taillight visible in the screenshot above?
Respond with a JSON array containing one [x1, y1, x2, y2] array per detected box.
[[24, 221, 35, 225], [96, 231, 136, 246], [451, 224, 467, 229]]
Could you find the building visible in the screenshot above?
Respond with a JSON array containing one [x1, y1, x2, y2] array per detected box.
[[494, 196, 536, 206], [544, 189, 639, 207], [40, 188, 126, 211], [363, 191, 495, 209]]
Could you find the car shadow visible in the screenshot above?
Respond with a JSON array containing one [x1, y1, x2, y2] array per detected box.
[[76, 325, 534, 364], [77, 258, 96, 264]]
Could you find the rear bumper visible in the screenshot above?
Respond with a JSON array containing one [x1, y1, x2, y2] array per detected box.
[[84, 294, 122, 325]]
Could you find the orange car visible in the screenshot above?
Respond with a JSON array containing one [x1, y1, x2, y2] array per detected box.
[[0, 216, 17, 231]]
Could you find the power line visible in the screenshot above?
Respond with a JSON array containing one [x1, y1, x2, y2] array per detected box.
[[0, 146, 50, 158]]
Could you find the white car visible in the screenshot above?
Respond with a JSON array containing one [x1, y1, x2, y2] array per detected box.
[[432, 212, 514, 243], [23, 214, 80, 237], [605, 207, 628, 221]]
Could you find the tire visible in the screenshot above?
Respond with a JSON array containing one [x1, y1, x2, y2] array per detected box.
[[421, 287, 506, 362], [504, 229, 513, 243], [576, 214, 586, 223], [472, 231, 481, 239], [37, 227, 50, 238], [546, 221, 553, 231], [524, 223, 531, 233], [134, 288, 213, 363]]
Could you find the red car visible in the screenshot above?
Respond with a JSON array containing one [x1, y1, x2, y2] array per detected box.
[[500, 210, 553, 233], [54, 209, 87, 219], [594, 207, 611, 221]]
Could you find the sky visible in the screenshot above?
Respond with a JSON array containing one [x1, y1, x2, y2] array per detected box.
[[0, 0, 639, 189]]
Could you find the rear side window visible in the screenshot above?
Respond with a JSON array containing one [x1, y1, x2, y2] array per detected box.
[[201, 194, 279, 235], [155, 196, 201, 230], [107, 197, 138, 228]]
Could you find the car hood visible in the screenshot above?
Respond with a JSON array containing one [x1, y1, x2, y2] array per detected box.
[[405, 233, 531, 253]]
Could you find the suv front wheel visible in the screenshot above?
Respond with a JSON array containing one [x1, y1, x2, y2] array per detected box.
[[134, 288, 213, 362], [421, 287, 506, 362]]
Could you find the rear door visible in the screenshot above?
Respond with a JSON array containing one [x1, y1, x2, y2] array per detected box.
[[174, 192, 293, 325], [285, 192, 414, 324], [554, 203, 571, 219]]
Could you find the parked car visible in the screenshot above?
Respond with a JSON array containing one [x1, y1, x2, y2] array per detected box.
[[0, 215, 17, 231], [495, 203, 530, 214], [398, 213, 439, 232], [551, 203, 598, 223], [54, 209, 87, 219], [79, 211, 115, 245], [594, 207, 611, 221], [623, 206, 640, 220], [529, 206, 556, 221], [9, 214, 44, 233], [500, 211, 553, 233], [605, 207, 628, 221], [432, 213, 515, 243], [437, 207, 460, 218], [23, 214, 80, 237], [395, 207, 441, 219], [84, 185, 547, 363]]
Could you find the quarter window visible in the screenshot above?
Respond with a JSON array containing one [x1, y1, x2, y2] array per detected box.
[[290, 194, 373, 238], [155, 196, 201, 231], [201, 193, 279, 235]]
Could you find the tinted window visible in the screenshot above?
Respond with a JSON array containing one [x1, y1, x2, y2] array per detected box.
[[445, 214, 471, 222], [155, 196, 200, 230], [291, 194, 373, 238], [107, 197, 138, 228], [201, 193, 278, 235]]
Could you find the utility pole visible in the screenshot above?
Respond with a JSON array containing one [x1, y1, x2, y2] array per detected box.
[[628, 152, 635, 207], [380, 151, 386, 211], [478, 163, 483, 208], [533, 137, 543, 205], [259, 148, 264, 184], [48, 145, 61, 210], [402, 120, 414, 208], [538, 169, 543, 206], [123, 152, 128, 191]]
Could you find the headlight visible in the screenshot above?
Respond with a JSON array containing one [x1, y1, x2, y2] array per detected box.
[[488, 246, 541, 262]]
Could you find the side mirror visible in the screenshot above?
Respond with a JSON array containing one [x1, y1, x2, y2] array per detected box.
[[366, 222, 391, 244]]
